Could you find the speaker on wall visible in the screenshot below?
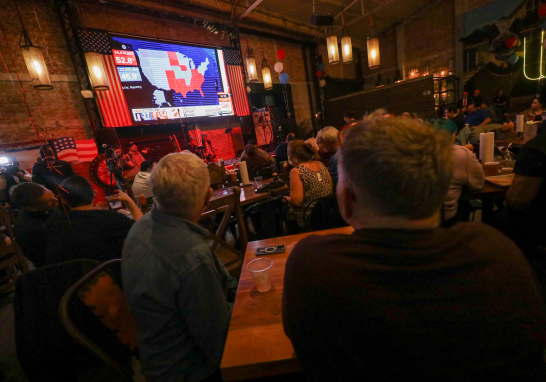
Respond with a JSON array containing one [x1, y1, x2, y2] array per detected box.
[[240, 116, 254, 135]]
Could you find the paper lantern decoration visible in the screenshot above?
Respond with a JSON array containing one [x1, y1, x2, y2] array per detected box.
[[279, 72, 290, 84], [507, 53, 519, 65], [274, 62, 283, 73], [367, 37, 380, 69], [316, 70, 323, 78], [326, 35, 340, 64], [277, 49, 286, 60], [505, 37, 517, 49], [319, 79, 326, 87], [539, 4, 546, 17], [317, 62, 325, 71], [246, 56, 258, 82], [341, 36, 353, 63], [84, 52, 110, 91]]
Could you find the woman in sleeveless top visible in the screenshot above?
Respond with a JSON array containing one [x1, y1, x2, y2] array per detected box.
[[285, 140, 333, 228]]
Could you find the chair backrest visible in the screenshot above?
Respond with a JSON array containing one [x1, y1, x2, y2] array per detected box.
[[243, 197, 286, 240], [0, 207, 29, 293], [304, 195, 348, 232], [15, 259, 103, 381], [201, 187, 248, 265], [59, 259, 137, 381], [208, 163, 226, 186]]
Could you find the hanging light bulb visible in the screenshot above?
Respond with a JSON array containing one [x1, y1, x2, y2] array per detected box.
[[84, 52, 110, 91], [367, 17, 380, 69], [246, 47, 258, 82], [19, 30, 53, 90], [262, 58, 273, 90], [326, 34, 339, 64], [341, 36, 353, 63]]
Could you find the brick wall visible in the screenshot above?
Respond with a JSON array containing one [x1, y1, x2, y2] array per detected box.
[[404, 0, 455, 75], [240, 33, 313, 126], [0, 0, 90, 145]]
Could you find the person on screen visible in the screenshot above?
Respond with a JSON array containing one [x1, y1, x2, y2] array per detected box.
[[282, 111, 546, 382], [123, 152, 237, 382]]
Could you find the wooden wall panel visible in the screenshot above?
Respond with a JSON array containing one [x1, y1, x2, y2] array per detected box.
[[324, 76, 436, 127]]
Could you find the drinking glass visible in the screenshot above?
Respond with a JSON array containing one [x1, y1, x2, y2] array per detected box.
[[254, 176, 264, 190], [247, 258, 273, 292]]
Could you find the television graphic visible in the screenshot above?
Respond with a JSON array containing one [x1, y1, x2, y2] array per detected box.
[[109, 35, 235, 125]]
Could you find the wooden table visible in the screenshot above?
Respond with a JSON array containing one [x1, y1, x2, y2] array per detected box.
[[462, 181, 509, 224], [211, 179, 288, 207], [221, 226, 354, 381]]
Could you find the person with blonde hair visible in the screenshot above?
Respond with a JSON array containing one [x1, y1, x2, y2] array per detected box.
[[283, 111, 546, 382], [123, 152, 237, 382], [285, 140, 332, 229], [316, 126, 340, 187]]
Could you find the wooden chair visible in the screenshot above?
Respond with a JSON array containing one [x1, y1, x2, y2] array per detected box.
[[0, 206, 29, 293], [200, 187, 248, 267], [303, 195, 348, 233], [59, 259, 138, 381], [208, 163, 226, 189]]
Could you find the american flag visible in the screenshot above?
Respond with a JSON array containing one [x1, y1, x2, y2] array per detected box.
[[77, 29, 133, 128], [222, 48, 250, 117], [53, 137, 99, 163]]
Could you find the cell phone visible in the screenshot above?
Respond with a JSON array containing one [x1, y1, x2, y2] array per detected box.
[[256, 245, 285, 255], [104, 193, 122, 210]]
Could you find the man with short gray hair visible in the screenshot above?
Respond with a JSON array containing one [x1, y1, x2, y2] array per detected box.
[[123, 152, 237, 382], [316, 126, 340, 187], [283, 111, 546, 381]]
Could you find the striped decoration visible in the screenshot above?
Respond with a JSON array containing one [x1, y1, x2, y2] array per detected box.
[[223, 48, 250, 117], [94, 55, 133, 128]]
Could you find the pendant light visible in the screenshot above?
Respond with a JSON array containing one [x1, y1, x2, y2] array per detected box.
[[341, 14, 353, 64], [84, 52, 110, 91], [245, 37, 258, 82], [260, 39, 273, 90], [18, 31, 53, 90], [367, 17, 380, 69], [262, 58, 273, 90], [246, 52, 258, 82], [326, 28, 339, 64]]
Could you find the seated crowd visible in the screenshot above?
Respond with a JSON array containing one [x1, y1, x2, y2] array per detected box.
[[5, 104, 546, 382]]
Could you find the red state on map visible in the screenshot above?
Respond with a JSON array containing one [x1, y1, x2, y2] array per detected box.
[[165, 51, 205, 97]]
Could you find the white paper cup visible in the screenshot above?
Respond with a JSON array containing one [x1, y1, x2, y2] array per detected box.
[[247, 258, 273, 292]]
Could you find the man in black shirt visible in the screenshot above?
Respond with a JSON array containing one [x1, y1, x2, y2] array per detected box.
[[32, 147, 74, 192], [274, 133, 296, 164], [445, 105, 465, 133], [10, 183, 59, 267], [283, 112, 546, 382], [506, 132, 546, 246], [45, 175, 142, 265]]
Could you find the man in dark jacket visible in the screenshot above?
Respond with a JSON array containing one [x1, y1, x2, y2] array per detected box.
[[32, 146, 74, 193]]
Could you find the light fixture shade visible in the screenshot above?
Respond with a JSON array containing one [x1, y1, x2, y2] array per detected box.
[[367, 37, 380, 69], [20, 45, 53, 90], [262, 66, 273, 90], [326, 35, 339, 64], [246, 56, 258, 82], [341, 36, 353, 63], [84, 52, 109, 91]]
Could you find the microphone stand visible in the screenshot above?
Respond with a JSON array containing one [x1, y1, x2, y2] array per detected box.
[[264, 104, 277, 145]]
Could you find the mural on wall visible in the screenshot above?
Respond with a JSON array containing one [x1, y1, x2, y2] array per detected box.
[[458, 0, 539, 104]]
